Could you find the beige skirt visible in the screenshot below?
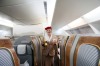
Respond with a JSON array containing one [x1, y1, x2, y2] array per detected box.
[[42, 55, 54, 66]]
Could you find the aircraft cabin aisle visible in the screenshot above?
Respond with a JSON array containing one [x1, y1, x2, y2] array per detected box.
[[0, 0, 100, 66]]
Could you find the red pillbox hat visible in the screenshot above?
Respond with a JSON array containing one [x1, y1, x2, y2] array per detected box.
[[45, 26, 52, 30]]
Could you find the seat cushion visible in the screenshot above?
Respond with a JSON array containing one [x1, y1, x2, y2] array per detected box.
[[19, 55, 32, 66]]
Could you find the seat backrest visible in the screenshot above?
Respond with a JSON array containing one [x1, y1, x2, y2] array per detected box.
[[76, 44, 100, 66], [14, 36, 32, 45], [74, 36, 100, 66], [0, 48, 14, 66], [14, 44, 33, 66], [14, 36, 36, 66], [0, 39, 20, 66]]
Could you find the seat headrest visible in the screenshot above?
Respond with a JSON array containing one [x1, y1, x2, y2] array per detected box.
[[17, 45, 26, 55], [20, 41, 30, 44], [21, 41, 29, 44], [16, 44, 32, 55]]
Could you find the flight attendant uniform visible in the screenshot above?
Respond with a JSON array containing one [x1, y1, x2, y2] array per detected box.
[[42, 27, 58, 66]]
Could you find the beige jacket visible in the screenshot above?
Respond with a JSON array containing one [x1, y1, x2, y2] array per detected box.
[[42, 35, 58, 56]]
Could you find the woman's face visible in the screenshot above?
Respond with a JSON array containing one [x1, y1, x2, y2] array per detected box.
[[46, 29, 52, 34]]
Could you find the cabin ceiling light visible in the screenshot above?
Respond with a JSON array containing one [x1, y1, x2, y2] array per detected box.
[[67, 18, 87, 28], [0, 30, 9, 36], [47, 0, 56, 26], [59, 17, 87, 31], [55, 29, 62, 34], [83, 6, 100, 22], [59, 25, 70, 30], [0, 16, 14, 27], [59, 6, 100, 31], [44, 0, 47, 1], [42, 22, 51, 29]]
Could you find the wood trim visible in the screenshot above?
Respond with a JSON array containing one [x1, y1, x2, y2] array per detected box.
[[0, 39, 20, 66], [31, 36, 39, 66], [60, 36, 68, 66], [10, 48, 20, 66], [0, 39, 13, 48], [73, 36, 100, 66], [38, 36, 43, 66], [66, 35, 76, 66], [99, 60, 100, 66]]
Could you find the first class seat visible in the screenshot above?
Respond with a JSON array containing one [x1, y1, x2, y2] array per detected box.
[[14, 35, 43, 66], [76, 44, 100, 66], [14, 36, 34, 66], [0, 48, 15, 66], [66, 35, 100, 66], [73, 36, 100, 66], [0, 39, 20, 66], [14, 44, 33, 66]]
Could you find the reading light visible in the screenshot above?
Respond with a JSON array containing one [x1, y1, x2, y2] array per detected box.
[[0, 16, 14, 27]]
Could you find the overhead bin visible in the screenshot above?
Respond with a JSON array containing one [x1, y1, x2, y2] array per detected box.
[[66, 25, 94, 34]]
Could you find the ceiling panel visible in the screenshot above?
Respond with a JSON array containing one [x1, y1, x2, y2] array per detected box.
[[0, 0, 39, 7], [0, 0, 46, 25], [52, 0, 100, 30]]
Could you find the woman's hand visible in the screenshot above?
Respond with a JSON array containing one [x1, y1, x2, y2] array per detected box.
[[53, 39, 58, 45]]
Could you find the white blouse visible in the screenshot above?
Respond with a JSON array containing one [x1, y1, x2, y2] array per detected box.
[[44, 32, 52, 42]]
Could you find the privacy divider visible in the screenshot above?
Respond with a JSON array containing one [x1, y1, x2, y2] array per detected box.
[[65, 35, 76, 66], [60, 36, 69, 66]]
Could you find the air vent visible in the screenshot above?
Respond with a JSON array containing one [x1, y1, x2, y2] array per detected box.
[[44, 1, 47, 15], [44, 1, 48, 20]]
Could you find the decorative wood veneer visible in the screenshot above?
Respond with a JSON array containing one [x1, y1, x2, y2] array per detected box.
[[66, 35, 76, 66]]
